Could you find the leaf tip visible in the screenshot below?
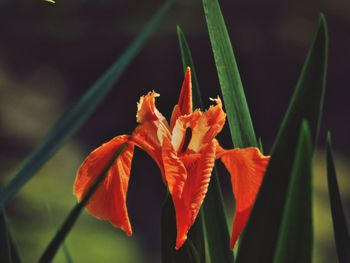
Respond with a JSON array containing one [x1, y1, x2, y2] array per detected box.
[[318, 13, 329, 41], [326, 131, 334, 157], [301, 120, 312, 142], [177, 25, 185, 40], [326, 131, 332, 145], [319, 13, 327, 26]]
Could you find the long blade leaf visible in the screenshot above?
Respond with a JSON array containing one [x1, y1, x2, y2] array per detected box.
[[0, 0, 175, 209], [176, 26, 206, 263], [236, 14, 328, 262], [0, 210, 21, 263], [326, 133, 350, 263], [37, 145, 126, 263], [161, 194, 200, 263], [273, 121, 313, 263], [203, 0, 257, 148], [177, 26, 203, 110], [45, 202, 73, 263], [177, 26, 233, 263], [202, 169, 233, 263]]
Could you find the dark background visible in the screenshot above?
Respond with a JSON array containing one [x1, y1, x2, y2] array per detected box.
[[0, 0, 349, 262]]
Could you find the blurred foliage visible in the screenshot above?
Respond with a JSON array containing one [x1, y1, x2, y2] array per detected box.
[[2, 142, 144, 262], [1, 146, 348, 262], [313, 150, 350, 263], [0, 0, 349, 262]]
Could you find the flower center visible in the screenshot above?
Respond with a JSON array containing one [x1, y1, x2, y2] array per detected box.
[[181, 127, 192, 153]]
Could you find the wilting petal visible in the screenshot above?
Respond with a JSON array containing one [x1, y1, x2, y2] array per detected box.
[[173, 140, 216, 249], [162, 137, 187, 198], [74, 135, 134, 236], [217, 146, 270, 248], [170, 67, 193, 129]]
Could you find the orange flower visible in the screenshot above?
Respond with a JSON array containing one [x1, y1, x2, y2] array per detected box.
[[74, 68, 270, 250]]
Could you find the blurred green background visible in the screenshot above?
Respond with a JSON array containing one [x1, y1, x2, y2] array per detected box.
[[0, 0, 349, 262]]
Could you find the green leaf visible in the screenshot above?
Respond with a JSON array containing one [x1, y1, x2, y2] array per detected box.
[[326, 133, 350, 263], [236, 14, 328, 263], [257, 138, 264, 154], [273, 121, 313, 263], [0, 210, 21, 263], [202, 0, 260, 260], [176, 26, 205, 263], [37, 144, 126, 263], [203, 0, 257, 148], [177, 26, 203, 110], [177, 27, 233, 263], [202, 169, 234, 263], [161, 194, 200, 263], [184, 213, 204, 263], [45, 202, 73, 263], [60, 240, 73, 263], [0, 0, 175, 209]]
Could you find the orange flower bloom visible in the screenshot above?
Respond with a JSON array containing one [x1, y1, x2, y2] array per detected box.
[[74, 68, 270, 249]]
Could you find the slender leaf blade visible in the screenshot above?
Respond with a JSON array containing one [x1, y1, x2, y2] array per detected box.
[[176, 26, 205, 263], [326, 134, 350, 263], [273, 121, 313, 263], [177, 27, 233, 263], [0, 210, 21, 263], [177, 26, 203, 110], [202, 169, 234, 263], [45, 202, 73, 263], [0, 0, 175, 209], [38, 145, 126, 263], [203, 0, 257, 148], [60, 241, 73, 263], [236, 14, 328, 262], [257, 138, 264, 154]]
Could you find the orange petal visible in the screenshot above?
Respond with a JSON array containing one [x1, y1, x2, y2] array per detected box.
[[137, 91, 164, 123], [74, 135, 134, 236], [218, 146, 270, 248], [201, 97, 226, 144], [173, 140, 216, 249], [178, 67, 193, 115], [170, 67, 193, 129], [136, 91, 170, 142], [171, 110, 202, 153], [132, 122, 163, 165], [132, 91, 171, 182], [132, 120, 170, 182], [162, 137, 187, 199], [169, 104, 180, 131], [187, 97, 226, 152]]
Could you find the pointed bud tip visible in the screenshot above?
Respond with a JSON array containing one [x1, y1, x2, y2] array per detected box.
[[177, 67, 193, 115], [175, 234, 187, 250]]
